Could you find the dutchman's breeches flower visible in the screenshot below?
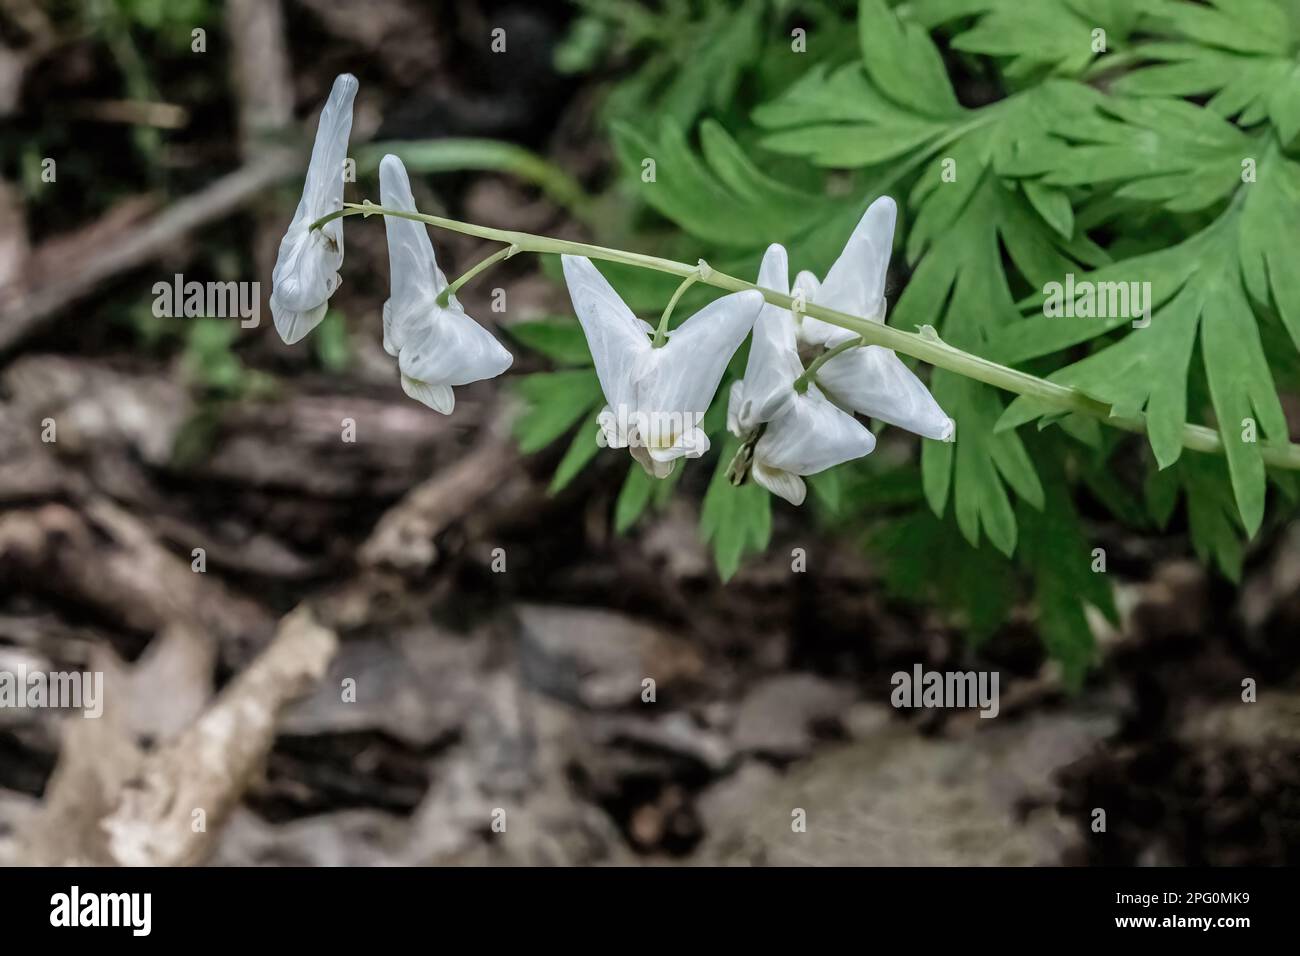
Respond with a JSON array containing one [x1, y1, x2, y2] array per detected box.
[[378, 155, 513, 414], [727, 244, 877, 506], [791, 197, 954, 442], [563, 255, 763, 478], [270, 73, 358, 345], [726, 197, 955, 505]]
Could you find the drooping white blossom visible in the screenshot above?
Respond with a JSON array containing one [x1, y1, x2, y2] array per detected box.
[[378, 154, 513, 413], [727, 244, 876, 506], [563, 255, 762, 478], [787, 197, 953, 441], [270, 73, 358, 345], [745, 384, 879, 506]]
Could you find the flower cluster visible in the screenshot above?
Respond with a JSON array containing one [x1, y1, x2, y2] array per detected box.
[[271, 76, 952, 507], [270, 74, 512, 412], [723, 198, 953, 505]]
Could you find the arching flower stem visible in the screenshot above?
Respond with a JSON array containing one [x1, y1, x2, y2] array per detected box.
[[305, 202, 1300, 471]]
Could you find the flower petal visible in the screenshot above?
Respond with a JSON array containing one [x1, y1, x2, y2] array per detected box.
[[379, 154, 443, 353], [793, 270, 821, 302], [646, 425, 710, 463], [562, 256, 652, 426], [818, 344, 953, 440], [270, 225, 343, 316], [755, 385, 876, 477], [270, 294, 329, 346], [644, 289, 763, 419], [758, 241, 791, 299], [630, 443, 676, 479], [381, 299, 398, 357], [751, 461, 807, 506], [401, 375, 455, 414], [379, 154, 512, 392], [726, 378, 745, 438], [269, 74, 356, 333], [596, 405, 629, 449], [397, 304, 513, 388], [816, 196, 896, 322], [732, 245, 802, 434], [303, 74, 359, 217], [792, 269, 844, 347]]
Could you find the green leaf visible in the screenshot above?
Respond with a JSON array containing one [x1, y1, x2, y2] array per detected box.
[[615, 464, 655, 533], [927, 373, 1042, 556], [1014, 96, 1254, 213], [1186, 466, 1247, 582], [699, 439, 772, 580], [613, 118, 834, 249], [512, 370, 603, 454], [313, 309, 350, 373], [1146, 455, 1246, 581], [507, 317, 593, 366], [989, 233, 1208, 365], [872, 509, 1016, 641], [1200, 276, 1287, 537], [1239, 154, 1300, 351], [857, 0, 963, 118], [1112, 2, 1300, 144], [1141, 0, 1292, 57], [1018, 452, 1116, 690], [913, 0, 1143, 77], [995, 205, 1287, 535], [549, 409, 603, 494], [594, 0, 767, 129], [893, 178, 1063, 553], [808, 466, 844, 513], [998, 282, 1202, 469], [1022, 180, 1074, 239], [755, 64, 953, 167]]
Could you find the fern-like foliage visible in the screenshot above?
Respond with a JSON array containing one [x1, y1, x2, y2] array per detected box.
[[511, 0, 1300, 683]]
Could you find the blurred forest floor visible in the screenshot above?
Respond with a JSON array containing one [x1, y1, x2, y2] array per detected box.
[[0, 1, 1298, 866]]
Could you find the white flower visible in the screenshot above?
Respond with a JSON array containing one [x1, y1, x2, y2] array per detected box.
[[815, 341, 955, 440], [788, 197, 954, 441], [744, 384, 878, 506], [270, 73, 358, 345], [727, 244, 876, 506], [562, 255, 763, 478], [377, 155, 513, 413], [727, 243, 804, 435]]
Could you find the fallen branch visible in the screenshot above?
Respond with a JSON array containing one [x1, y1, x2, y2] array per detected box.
[[0, 150, 298, 354], [360, 414, 519, 572], [20, 605, 337, 866]]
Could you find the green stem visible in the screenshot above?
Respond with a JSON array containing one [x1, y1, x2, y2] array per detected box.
[[793, 335, 863, 394], [436, 243, 517, 307], [322, 202, 1300, 472], [652, 264, 706, 347], [309, 207, 353, 232]]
